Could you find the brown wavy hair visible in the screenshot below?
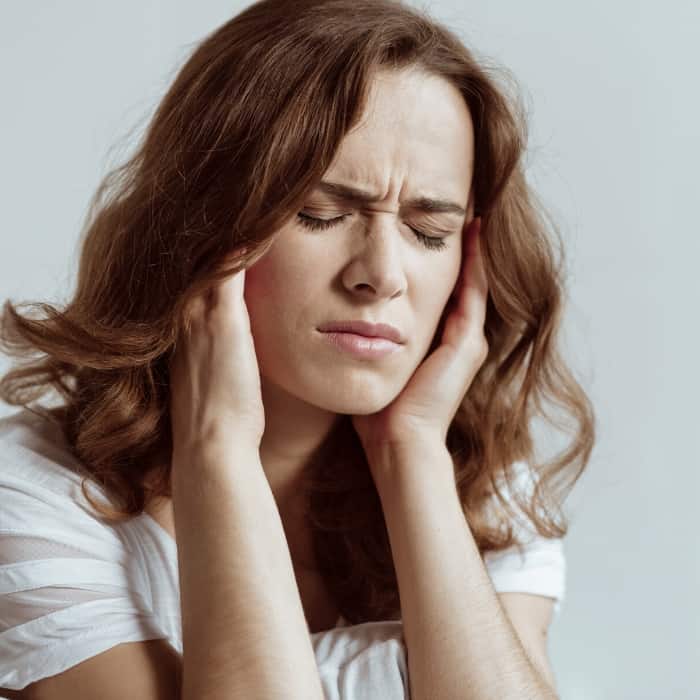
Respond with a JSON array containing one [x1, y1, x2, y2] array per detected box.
[[0, 0, 595, 623]]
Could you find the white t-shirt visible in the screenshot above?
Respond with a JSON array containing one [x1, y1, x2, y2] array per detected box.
[[0, 407, 566, 698]]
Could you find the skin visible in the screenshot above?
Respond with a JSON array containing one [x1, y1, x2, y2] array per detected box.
[[241, 66, 475, 566]]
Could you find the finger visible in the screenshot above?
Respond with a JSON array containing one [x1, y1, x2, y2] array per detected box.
[[458, 217, 488, 331], [183, 293, 209, 328], [211, 267, 246, 315]]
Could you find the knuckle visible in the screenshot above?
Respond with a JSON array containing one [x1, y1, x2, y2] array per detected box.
[[467, 331, 489, 359], [479, 337, 489, 360], [185, 295, 207, 322]]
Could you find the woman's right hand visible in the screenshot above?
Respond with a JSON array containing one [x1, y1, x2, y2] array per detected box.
[[167, 265, 266, 460]]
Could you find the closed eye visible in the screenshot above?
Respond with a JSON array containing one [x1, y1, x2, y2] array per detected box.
[[296, 212, 447, 251]]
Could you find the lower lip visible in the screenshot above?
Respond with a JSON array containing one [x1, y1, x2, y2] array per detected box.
[[318, 331, 403, 359]]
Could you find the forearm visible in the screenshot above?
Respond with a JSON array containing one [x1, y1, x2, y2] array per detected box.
[[171, 443, 324, 700], [370, 441, 558, 700]]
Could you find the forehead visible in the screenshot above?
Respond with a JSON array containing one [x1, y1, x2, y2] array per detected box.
[[323, 68, 474, 205], [310, 179, 467, 218]]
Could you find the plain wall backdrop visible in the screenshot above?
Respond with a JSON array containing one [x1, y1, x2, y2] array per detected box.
[[1, 2, 697, 699]]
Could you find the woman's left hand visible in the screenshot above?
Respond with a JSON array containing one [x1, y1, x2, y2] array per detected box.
[[351, 216, 489, 459]]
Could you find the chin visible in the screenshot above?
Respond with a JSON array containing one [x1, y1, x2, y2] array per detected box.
[[310, 379, 405, 415]]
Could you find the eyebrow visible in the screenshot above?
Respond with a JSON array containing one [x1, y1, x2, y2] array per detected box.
[[313, 180, 467, 217]]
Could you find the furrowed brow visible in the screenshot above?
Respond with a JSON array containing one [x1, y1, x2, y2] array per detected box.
[[314, 180, 466, 217]]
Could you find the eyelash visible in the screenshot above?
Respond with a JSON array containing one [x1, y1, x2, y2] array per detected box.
[[297, 213, 447, 251]]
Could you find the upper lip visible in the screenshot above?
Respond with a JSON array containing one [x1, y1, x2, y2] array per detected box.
[[318, 319, 405, 344]]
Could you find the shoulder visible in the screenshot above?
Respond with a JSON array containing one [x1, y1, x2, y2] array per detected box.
[[0, 408, 170, 693], [0, 407, 129, 553], [0, 407, 92, 497]]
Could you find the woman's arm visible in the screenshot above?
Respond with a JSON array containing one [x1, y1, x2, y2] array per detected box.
[[172, 441, 325, 700], [370, 440, 559, 700]]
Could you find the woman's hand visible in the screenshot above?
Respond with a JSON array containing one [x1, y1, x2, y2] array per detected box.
[[351, 217, 489, 459], [167, 264, 266, 460]]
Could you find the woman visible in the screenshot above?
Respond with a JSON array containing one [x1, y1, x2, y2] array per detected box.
[[0, 0, 594, 698]]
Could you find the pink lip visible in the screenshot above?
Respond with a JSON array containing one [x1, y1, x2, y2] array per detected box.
[[318, 331, 402, 359], [317, 320, 405, 344]]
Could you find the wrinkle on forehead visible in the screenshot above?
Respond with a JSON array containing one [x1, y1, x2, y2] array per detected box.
[[326, 67, 474, 208]]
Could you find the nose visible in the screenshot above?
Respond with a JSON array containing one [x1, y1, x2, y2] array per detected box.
[[341, 214, 407, 300]]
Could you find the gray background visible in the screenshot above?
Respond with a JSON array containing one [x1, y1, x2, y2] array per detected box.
[[1, 2, 697, 698]]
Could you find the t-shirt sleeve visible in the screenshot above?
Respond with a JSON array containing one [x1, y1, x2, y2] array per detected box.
[[481, 460, 566, 616], [0, 455, 168, 691]]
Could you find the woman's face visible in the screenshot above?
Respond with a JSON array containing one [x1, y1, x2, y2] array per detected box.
[[243, 67, 475, 416]]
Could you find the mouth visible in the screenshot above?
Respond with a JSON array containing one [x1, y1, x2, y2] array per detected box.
[[316, 320, 405, 344], [316, 329, 403, 360]]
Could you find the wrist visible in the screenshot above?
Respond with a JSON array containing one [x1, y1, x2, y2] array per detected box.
[[366, 439, 453, 488], [171, 440, 262, 480]]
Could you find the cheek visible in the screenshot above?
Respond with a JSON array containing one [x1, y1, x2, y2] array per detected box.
[[242, 249, 281, 301], [430, 278, 458, 332], [243, 256, 311, 343], [242, 259, 279, 334], [422, 299, 453, 356]]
